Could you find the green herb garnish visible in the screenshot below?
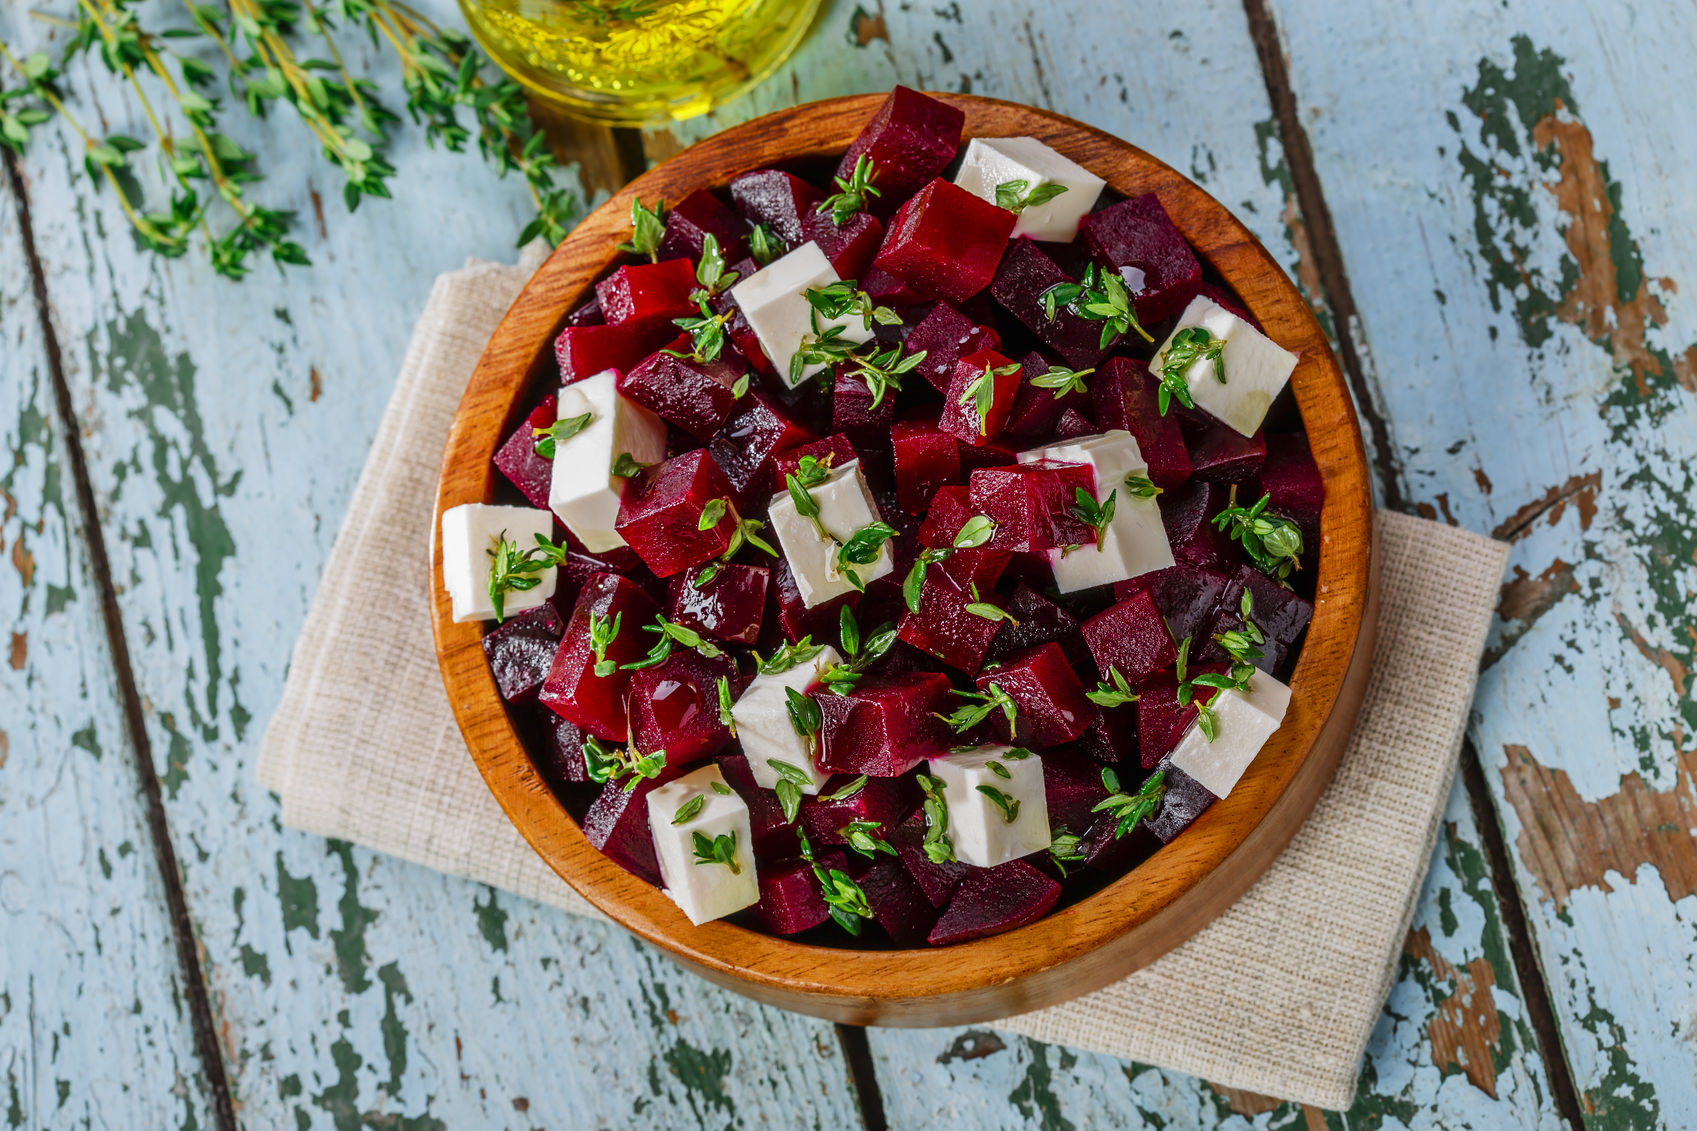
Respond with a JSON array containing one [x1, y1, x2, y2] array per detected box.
[[717, 675, 737, 737], [840, 820, 897, 859], [758, 636, 826, 675], [1068, 487, 1118, 551], [798, 828, 873, 934], [589, 611, 622, 677], [835, 521, 898, 591], [1029, 364, 1094, 398], [804, 281, 903, 331], [1048, 830, 1087, 876], [916, 774, 956, 864], [768, 759, 812, 824], [1039, 263, 1152, 348], [691, 829, 741, 874], [1094, 767, 1167, 838], [485, 530, 560, 623], [622, 616, 725, 671], [940, 683, 1017, 733], [617, 197, 666, 262], [821, 774, 869, 803], [533, 411, 592, 459], [1153, 326, 1227, 416], [672, 795, 706, 825], [611, 452, 652, 478], [844, 342, 927, 410], [976, 784, 1021, 824], [1212, 490, 1304, 580], [688, 233, 739, 303], [784, 686, 823, 749], [964, 581, 1018, 624], [1122, 473, 1161, 499], [748, 221, 784, 265], [582, 737, 666, 791], [817, 154, 880, 226], [1086, 665, 1141, 708], [958, 359, 1022, 435], [993, 178, 1070, 214], [667, 299, 734, 363]]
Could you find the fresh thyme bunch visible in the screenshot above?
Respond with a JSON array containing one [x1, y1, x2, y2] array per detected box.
[[0, 0, 578, 280]]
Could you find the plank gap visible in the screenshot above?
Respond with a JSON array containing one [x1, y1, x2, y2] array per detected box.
[[1, 148, 241, 1131], [834, 1024, 889, 1131]]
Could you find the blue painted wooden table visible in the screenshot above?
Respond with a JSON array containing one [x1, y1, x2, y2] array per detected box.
[[1, 0, 1689, 1126]]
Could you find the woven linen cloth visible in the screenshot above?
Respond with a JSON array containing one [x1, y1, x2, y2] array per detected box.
[[257, 254, 1510, 1111]]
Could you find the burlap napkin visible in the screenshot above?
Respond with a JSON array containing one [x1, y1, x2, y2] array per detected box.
[[257, 254, 1510, 1111]]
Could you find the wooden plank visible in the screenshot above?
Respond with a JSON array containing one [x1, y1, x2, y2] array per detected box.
[[0, 3, 867, 1125], [0, 176, 216, 1129], [1265, 1, 1697, 1123]]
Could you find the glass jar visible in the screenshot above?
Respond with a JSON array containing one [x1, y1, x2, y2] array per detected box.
[[459, 0, 823, 126]]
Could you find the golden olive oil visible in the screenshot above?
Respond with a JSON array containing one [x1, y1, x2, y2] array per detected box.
[[459, 0, 821, 126]]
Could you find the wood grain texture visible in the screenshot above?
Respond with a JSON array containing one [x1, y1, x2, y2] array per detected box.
[[1266, 0, 1697, 1123], [432, 92, 1374, 1025]]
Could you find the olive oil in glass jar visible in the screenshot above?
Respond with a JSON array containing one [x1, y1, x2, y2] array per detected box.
[[458, 0, 822, 126]]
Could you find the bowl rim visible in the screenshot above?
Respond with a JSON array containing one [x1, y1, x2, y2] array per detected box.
[[430, 91, 1374, 1018]]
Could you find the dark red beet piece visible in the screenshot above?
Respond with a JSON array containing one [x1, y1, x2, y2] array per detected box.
[[836, 86, 965, 215], [582, 768, 679, 884], [892, 417, 962, 514], [990, 239, 1120, 369], [1197, 281, 1259, 328], [928, 859, 1061, 945], [1081, 590, 1178, 683], [769, 557, 859, 643], [614, 449, 737, 578], [519, 702, 588, 783], [850, 855, 938, 947], [904, 302, 1002, 393], [749, 858, 833, 936], [874, 179, 1015, 304], [1090, 358, 1192, 489], [816, 673, 954, 776], [626, 650, 737, 767], [978, 641, 1093, 749], [799, 775, 915, 846], [565, 296, 603, 327], [864, 263, 926, 305], [1043, 750, 1112, 833], [657, 188, 749, 264], [730, 168, 825, 243], [771, 433, 859, 483], [802, 209, 883, 281], [1075, 701, 1138, 764], [1145, 759, 1218, 843], [940, 348, 1023, 445], [957, 439, 1020, 473], [1078, 193, 1203, 325], [1136, 665, 1224, 769], [618, 348, 747, 440], [1003, 351, 1086, 442], [555, 321, 673, 384], [483, 603, 565, 703], [1052, 406, 1096, 440], [833, 367, 895, 451], [1114, 562, 1233, 644], [914, 485, 976, 549], [892, 811, 972, 908], [493, 394, 557, 510], [1201, 564, 1314, 675], [707, 392, 816, 503], [667, 562, 768, 645], [539, 572, 660, 740], [595, 258, 697, 332], [969, 461, 1095, 552], [897, 557, 1009, 672], [985, 583, 1079, 663], [1189, 425, 1267, 483], [717, 753, 799, 857], [1160, 479, 1238, 570], [1072, 809, 1154, 875], [1255, 433, 1324, 550]]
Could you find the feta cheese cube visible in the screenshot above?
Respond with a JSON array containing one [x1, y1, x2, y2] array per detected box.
[[728, 241, 873, 386], [927, 745, 1051, 868], [730, 645, 844, 793], [1156, 296, 1298, 437], [547, 369, 668, 552], [440, 502, 558, 623], [1168, 669, 1292, 798], [767, 459, 895, 606], [646, 764, 760, 925], [953, 136, 1106, 242], [1019, 430, 1174, 592]]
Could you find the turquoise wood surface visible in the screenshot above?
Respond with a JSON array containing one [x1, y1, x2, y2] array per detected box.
[[0, 0, 1684, 1126]]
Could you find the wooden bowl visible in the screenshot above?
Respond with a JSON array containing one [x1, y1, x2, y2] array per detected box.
[[431, 93, 1376, 1026]]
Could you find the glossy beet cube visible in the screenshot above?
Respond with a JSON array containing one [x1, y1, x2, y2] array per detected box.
[[717, 753, 799, 857], [1189, 425, 1267, 483], [614, 449, 737, 578], [1082, 590, 1178, 684], [1146, 759, 1218, 843], [837, 86, 965, 213], [483, 603, 566, 703], [890, 418, 961, 513], [626, 650, 737, 767], [1075, 700, 1139, 764], [712, 271, 774, 378], [985, 584, 1079, 664], [991, 240, 1118, 370], [802, 209, 883, 281], [928, 859, 1061, 945], [730, 169, 825, 244], [566, 296, 603, 326], [1090, 358, 1192, 489], [1113, 562, 1233, 644], [668, 563, 768, 645], [1079, 193, 1203, 325], [914, 485, 976, 549], [769, 557, 860, 644], [904, 302, 1002, 393], [539, 573, 660, 739], [494, 395, 558, 510], [771, 433, 859, 484], [749, 858, 833, 936], [833, 367, 895, 451], [618, 349, 748, 441], [800, 774, 914, 846], [864, 263, 926, 305], [1202, 564, 1313, 675], [1255, 433, 1324, 550], [1161, 479, 1239, 571], [978, 642, 1093, 749], [582, 769, 677, 884], [1052, 407, 1096, 440], [874, 179, 1015, 305], [816, 673, 954, 776], [555, 321, 672, 384], [892, 811, 972, 908], [1136, 665, 1225, 769], [969, 461, 1095, 552], [1043, 749, 1112, 834], [1003, 351, 1087, 443], [940, 348, 1023, 445], [851, 855, 938, 947], [897, 559, 1009, 673], [519, 701, 588, 783], [595, 258, 697, 332], [707, 392, 816, 503], [657, 188, 748, 264]]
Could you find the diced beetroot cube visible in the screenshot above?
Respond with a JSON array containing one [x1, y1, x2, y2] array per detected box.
[[940, 348, 1023, 445], [985, 583, 1079, 663], [928, 859, 1061, 945], [837, 86, 965, 214], [657, 188, 749, 264], [1043, 750, 1112, 834], [800, 774, 915, 846], [539, 573, 661, 739], [595, 258, 698, 332], [802, 208, 883, 281], [978, 642, 1092, 749], [618, 349, 748, 440], [749, 858, 832, 936], [892, 417, 962, 514], [717, 753, 799, 857], [1081, 590, 1178, 684], [1189, 425, 1266, 483], [850, 855, 939, 947], [864, 263, 926, 305], [483, 603, 565, 703], [667, 563, 768, 645], [707, 392, 816, 503], [1201, 564, 1314, 675], [614, 449, 737, 578], [494, 395, 558, 510], [769, 556, 859, 643], [969, 461, 1095, 552], [903, 302, 1002, 393], [957, 440, 1020, 473], [1091, 357, 1192, 489], [1113, 562, 1233, 644], [566, 296, 603, 327], [1075, 701, 1138, 764], [833, 367, 895, 451], [1003, 351, 1086, 443], [582, 767, 680, 884], [710, 272, 775, 378], [1255, 433, 1324, 550], [519, 701, 589, 783], [730, 168, 824, 244], [1053, 407, 1096, 440], [898, 559, 1009, 673], [771, 433, 859, 484], [555, 321, 673, 384], [874, 179, 1015, 304], [1160, 479, 1239, 571], [1145, 759, 1218, 842], [915, 485, 976, 549], [892, 811, 973, 908], [1078, 193, 1203, 325], [816, 673, 954, 776], [1136, 666, 1225, 769], [626, 650, 737, 767], [990, 240, 1119, 370]]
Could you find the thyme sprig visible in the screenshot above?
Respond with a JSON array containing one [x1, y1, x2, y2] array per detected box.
[[994, 178, 1069, 214], [1212, 489, 1304, 580], [588, 611, 622, 677], [747, 221, 784, 265], [757, 635, 825, 675], [621, 616, 725, 671], [533, 411, 592, 458], [1068, 487, 1117, 551], [940, 683, 1017, 733], [1029, 364, 1094, 398], [1093, 767, 1166, 838], [767, 759, 811, 824], [840, 820, 896, 859], [843, 342, 926, 410], [976, 784, 1021, 824], [1153, 326, 1226, 414], [688, 233, 739, 303], [484, 530, 567, 622], [835, 521, 897, 591], [916, 774, 956, 863], [804, 281, 902, 331], [616, 196, 665, 261], [1086, 665, 1140, 708], [1039, 263, 1153, 348], [964, 582, 1017, 624], [959, 359, 1022, 435], [901, 514, 995, 613], [798, 828, 873, 935], [665, 299, 734, 363], [1048, 830, 1087, 876], [582, 736, 665, 791], [817, 153, 880, 226], [691, 829, 740, 874]]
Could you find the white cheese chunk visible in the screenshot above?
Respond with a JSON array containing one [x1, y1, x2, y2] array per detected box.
[[440, 502, 558, 624], [547, 369, 668, 552], [1155, 295, 1298, 437], [646, 764, 760, 925], [767, 459, 894, 607], [728, 241, 873, 387], [1019, 430, 1174, 592], [1168, 669, 1292, 798], [928, 746, 1051, 868], [730, 645, 844, 793], [952, 136, 1106, 242]]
